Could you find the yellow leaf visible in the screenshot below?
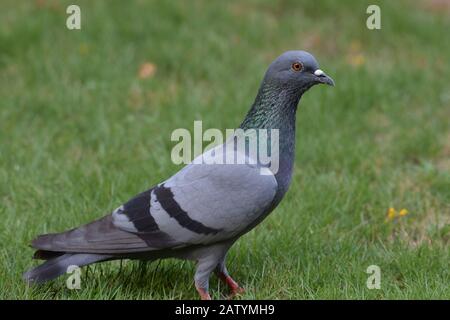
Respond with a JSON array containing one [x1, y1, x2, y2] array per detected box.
[[138, 62, 157, 79], [79, 43, 90, 55], [347, 53, 365, 67]]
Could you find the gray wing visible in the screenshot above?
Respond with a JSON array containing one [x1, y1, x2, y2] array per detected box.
[[31, 214, 177, 254], [113, 144, 278, 248], [32, 144, 278, 254]]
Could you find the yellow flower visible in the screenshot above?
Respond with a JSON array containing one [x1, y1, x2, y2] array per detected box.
[[387, 207, 396, 220], [399, 209, 408, 217]]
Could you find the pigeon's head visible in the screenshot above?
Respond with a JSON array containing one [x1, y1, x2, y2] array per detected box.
[[264, 50, 334, 92]]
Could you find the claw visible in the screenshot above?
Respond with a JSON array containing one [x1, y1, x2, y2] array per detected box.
[[228, 285, 245, 299], [196, 286, 212, 300], [218, 274, 245, 299]]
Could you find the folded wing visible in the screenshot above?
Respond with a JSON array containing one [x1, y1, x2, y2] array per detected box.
[[32, 144, 278, 254]]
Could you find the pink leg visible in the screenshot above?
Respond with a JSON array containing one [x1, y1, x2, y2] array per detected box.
[[217, 272, 245, 298], [196, 285, 212, 300]]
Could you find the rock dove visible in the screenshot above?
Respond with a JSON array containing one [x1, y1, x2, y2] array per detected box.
[[23, 50, 334, 299]]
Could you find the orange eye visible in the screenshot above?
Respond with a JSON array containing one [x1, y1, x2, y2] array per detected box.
[[292, 62, 303, 72]]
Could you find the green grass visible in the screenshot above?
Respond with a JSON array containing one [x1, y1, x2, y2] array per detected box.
[[1, 0, 449, 299]]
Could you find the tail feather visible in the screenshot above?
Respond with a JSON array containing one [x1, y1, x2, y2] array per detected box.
[[23, 213, 166, 284], [28, 215, 167, 254], [23, 253, 111, 284]]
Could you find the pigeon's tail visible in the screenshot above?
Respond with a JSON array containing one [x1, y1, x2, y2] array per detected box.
[[23, 253, 111, 284], [23, 214, 165, 284]]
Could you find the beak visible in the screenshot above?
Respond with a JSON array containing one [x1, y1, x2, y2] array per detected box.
[[314, 69, 335, 87]]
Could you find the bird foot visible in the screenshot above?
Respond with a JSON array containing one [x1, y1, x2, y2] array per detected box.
[[219, 274, 245, 299], [196, 286, 212, 300], [227, 286, 245, 300]]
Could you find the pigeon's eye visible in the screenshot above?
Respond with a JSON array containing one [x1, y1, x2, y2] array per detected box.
[[292, 62, 303, 72]]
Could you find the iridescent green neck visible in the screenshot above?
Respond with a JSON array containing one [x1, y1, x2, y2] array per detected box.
[[240, 82, 301, 131], [240, 81, 303, 195]]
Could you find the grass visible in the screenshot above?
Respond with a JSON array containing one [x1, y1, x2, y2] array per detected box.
[[0, 0, 449, 299]]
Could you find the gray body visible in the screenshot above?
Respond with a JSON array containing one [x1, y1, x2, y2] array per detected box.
[[24, 51, 334, 298]]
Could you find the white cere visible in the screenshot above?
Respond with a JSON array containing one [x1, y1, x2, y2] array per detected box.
[[314, 69, 324, 76]]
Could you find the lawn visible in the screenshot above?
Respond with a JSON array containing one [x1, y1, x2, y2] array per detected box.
[[0, 0, 449, 299]]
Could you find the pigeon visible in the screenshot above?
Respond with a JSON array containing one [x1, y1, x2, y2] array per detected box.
[[23, 50, 334, 299]]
